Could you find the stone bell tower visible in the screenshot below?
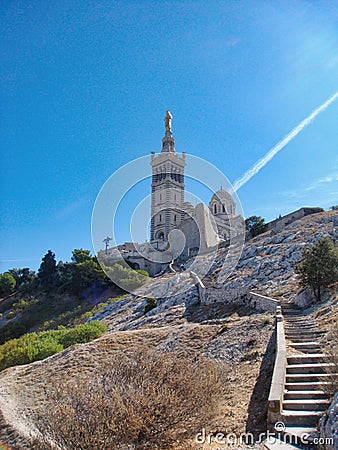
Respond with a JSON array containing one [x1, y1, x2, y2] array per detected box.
[[150, 111, 186, 243]]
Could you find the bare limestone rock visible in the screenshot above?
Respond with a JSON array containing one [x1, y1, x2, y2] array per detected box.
[[320, 391, 338, 450]]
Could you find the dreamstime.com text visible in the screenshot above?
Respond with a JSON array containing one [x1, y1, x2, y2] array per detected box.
[[195, 426, 334, 447]]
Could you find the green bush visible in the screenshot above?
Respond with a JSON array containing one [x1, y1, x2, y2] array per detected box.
[[0, 272, 16, 297], [60, 321, 106, 347], [136, 269, 149, 277], [104, 263, 146, 292], [144, 297, 157, 314], [0, 321, 107, 371], [6, 310, 16, 320]]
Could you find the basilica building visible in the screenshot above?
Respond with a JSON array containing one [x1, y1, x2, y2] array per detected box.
[[149, 111, 243, 259], [103, 111, 244, 275]]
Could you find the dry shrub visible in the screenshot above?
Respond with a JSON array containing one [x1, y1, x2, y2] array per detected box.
[[35, 347, 228, 449]]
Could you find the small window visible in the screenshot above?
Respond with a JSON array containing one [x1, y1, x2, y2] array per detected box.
[[222, 204, 226, 213], [214, 204, 217, 214], [159, 214, 162, 222], [174, 214, 177, 222]]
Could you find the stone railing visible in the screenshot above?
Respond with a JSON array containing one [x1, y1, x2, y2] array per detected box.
[[267, 305, 286, 425]]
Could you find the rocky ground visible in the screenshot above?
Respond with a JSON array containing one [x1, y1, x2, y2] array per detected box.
[[0, 210, 337, 449], [92, 210, 337, 331], [0, 315, 274, 449]]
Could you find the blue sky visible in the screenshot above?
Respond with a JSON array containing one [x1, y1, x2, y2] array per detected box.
[[1, 0, 338, 272]]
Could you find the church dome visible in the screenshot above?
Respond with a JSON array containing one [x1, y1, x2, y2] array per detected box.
[[209, 189, 236, 217], [210, 188, 233, 203]]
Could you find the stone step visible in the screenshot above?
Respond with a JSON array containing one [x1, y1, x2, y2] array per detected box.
[[288, 347, 322, 354], [284, 325, 318, 330], [286, 330, 319, 333], [285, 330, 323, 335], [284, 320, 316, 324], [286, 337, 321, 343], [285, 328, 322, 333], [283, 315, 314, 318], [280, 410, 323, 427], [283, 317, 308, 320], [286, 373, 333, 383], [286, 363, 334, 374], [284, 390, 327, 400], [285, 381, 331, 391], [288, 342, 321, 349], [287, 354, 329, 365], [282, 426, 318, 445], [282, 314, 307, 317], [285, 330, 319, 335], [283, 399, 330, 411], [282, 309, 305, 320], [284, 320, 318, 328], [286, 334, 319, 338]]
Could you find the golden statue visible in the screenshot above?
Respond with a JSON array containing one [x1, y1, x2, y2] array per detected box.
[[164, 110, 172, 133]]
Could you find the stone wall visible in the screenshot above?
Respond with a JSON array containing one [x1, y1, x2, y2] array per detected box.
[[266, 207, 324, 233], [200, 286, 278, 312]]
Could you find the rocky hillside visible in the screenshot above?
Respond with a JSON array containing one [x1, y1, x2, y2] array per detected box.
[[92, 210, 337, 331], [0, 210, 337, 449]]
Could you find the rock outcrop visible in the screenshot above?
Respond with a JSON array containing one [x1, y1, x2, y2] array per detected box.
[[92, 210, 337, 330], [320, 391, 338, 450]]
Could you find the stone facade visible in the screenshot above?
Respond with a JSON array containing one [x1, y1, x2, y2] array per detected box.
[[104, 111, 244, 275], [149, 111, 242, 260], [150, 113, 186, 242]]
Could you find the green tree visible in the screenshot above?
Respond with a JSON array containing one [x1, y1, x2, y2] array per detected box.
[[38, 250, 59, 291], [0, 273, 16, 297], [295, 237, 338, 301], [59, 258, 108, 295], [8, 268, 35, 288], [245, 216, 266, 238], [71, 249, 92, 264]]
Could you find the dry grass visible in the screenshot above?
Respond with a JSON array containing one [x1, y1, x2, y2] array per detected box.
[[0, 320, 274, 449], [34, 347, 229, 450]]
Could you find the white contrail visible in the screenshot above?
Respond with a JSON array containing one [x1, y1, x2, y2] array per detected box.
[[233, 90, 338, 192]]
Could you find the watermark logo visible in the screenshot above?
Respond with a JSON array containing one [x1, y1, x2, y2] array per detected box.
[[273, 421, 285, 433], [195, 422, 334, 447]]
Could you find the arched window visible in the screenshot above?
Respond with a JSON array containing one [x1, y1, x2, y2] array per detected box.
[[222, 204, 226, 213], [174, 214, 177, 222], [214, 203, 217, 214], [159, 214, 162, 222]]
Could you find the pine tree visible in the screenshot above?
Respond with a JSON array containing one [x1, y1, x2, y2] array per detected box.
[[38, 250, 59, 291], [295, 237, 338, 301]]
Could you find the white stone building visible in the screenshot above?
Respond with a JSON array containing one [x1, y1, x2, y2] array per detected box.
[[149, 111, 243, 254], [104, 111, 244, 275]]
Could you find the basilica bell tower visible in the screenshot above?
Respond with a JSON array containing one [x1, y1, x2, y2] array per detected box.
[[150, 111, 186, 243]]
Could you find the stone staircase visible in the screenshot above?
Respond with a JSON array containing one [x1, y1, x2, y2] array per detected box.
[[274, 303, 336, 448], [265, 302, 337, 449]]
